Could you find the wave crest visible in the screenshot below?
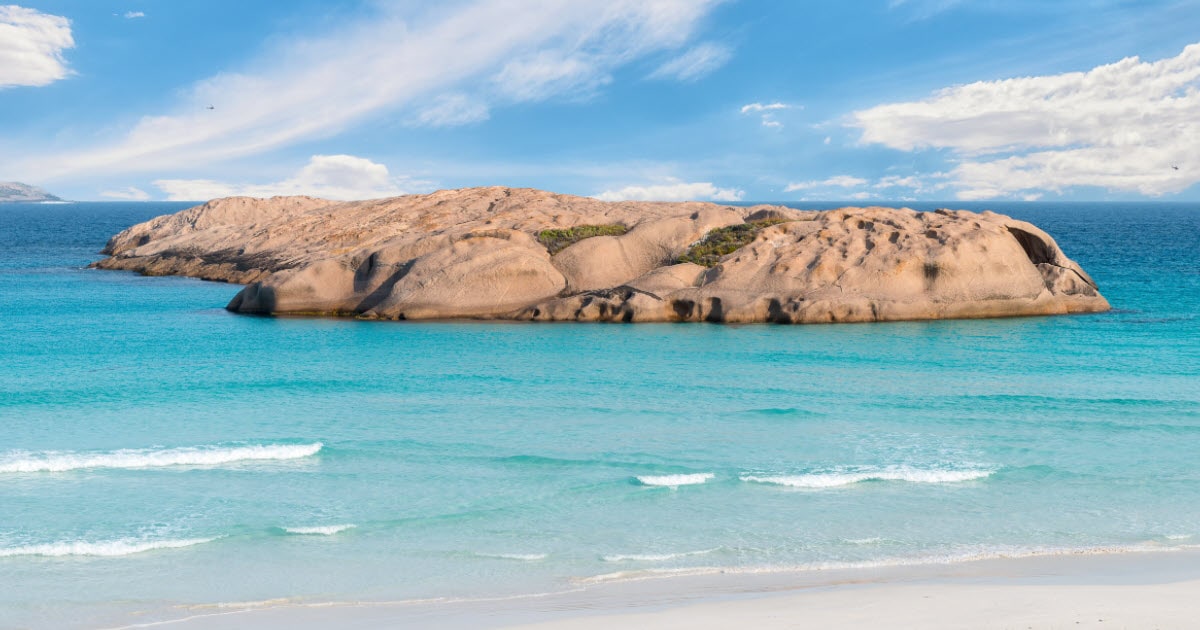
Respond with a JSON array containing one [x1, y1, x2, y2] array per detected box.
[[0, 537, 215, 558], [0, 442, 323, 473], [741, 466, 994, 489], [282, 524, 355, 536], [636, 473, 714, 487]]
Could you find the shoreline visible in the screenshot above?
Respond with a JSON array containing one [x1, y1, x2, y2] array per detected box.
[[107, 547, 1200, 629]]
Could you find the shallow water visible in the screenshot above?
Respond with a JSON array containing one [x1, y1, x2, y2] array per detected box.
[[0, 201, 1197, 628]]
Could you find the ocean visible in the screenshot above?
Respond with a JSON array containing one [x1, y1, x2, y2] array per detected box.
[[0, 201, 1197, 629]]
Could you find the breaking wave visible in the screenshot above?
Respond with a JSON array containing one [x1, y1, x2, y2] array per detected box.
[[0, 442, 324, 473], [636, 473, 714, 487], [282, 524, 355, 536], [0, 537, 215, 558], [741, 465, 994, 489]]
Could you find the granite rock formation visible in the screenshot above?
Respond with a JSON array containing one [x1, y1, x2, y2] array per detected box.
[[93, 187, 1109, 323]]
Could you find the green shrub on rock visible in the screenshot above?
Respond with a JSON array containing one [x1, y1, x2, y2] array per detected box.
[[678, 219, 789, 267], [537, 224, 628, 255]]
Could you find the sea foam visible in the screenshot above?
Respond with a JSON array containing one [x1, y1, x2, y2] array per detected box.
[[636, 473, 714, 487], [0, 442, 323, 473], [474, 552, 549, 561], [282, 524, 356, 536], [602, 548, 718, 562], [0, 537, 215, 558], [741, 465, 994, 489]]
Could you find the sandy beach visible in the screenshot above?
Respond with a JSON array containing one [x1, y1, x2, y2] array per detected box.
[[121, 549, 1200, 629]]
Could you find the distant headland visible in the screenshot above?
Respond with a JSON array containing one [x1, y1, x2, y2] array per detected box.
[[0, 182, 62, 203], [92, 187, 1109, 323]]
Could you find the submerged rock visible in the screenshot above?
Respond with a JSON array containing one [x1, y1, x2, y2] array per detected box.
[[93, 187, 1109, 323]]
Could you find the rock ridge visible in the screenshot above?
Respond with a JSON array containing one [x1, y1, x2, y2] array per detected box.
[[92, 186, 1110, 323]]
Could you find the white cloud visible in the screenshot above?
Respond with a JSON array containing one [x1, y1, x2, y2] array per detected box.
[[784, 175, 868, 192], [740, 102, 788, 114], [740, 101, 793, 128], [124, 11, 145, 19], [17, 0, 723, 180], [99, 186, 150, 200], [154, 154, 427, 201], [493, 51, 608, 101], [413, 94, 489, 127], [852, 42, 1200, 199], [595, 179, 744, 202], [0, 6, 73, 88], [649, 41, 731, 81]]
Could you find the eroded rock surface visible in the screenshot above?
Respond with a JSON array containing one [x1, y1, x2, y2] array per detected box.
[[93, 187, 1109, 323]]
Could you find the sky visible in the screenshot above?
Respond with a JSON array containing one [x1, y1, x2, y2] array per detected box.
[[2, 0, 1199, 203]]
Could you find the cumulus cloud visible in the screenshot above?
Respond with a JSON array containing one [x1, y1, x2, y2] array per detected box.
[[15, 1, 722, 180], [0, 6, 74, 88], [99, 186, 150, 200], [595, 179, 744, 202], [784, 175, 868, 192], [852, 42, 1200, 199], [740, 101, 792, 128], [154, 154, 427, 201], [649, 41, 731, 81]]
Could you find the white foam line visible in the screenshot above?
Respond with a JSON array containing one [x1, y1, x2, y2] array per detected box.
[[283, 524, 355, 536], [741, 466, 994, 489], [577, 542, 1187, 585], [0, 537, 216, 558], [0, 442, 323, 473], [603, 548, 719, 562], [636, 473, 714, 487], [474, 552, 549, 561]]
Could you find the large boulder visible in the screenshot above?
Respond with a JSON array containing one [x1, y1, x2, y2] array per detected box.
[[93, 188, 1110, 324]]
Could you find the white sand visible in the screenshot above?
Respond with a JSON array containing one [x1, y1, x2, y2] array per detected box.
[[516, 579, 1200, 629], [126, 550, 1200, 629]]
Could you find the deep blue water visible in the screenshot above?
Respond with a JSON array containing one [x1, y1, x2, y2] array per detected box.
[[0, 201, 1197, 629]]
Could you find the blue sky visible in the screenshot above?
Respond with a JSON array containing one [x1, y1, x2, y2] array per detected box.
[[2, 0, 1199, 202]]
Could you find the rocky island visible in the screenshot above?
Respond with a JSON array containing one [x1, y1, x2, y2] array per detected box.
[[0, 181, 62, 203], [92, 187, 1109, 323]]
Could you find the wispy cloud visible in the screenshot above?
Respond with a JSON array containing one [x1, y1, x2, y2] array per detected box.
[[0, 6, 74, 88], [99, 186, 150, 200], [851, 42, 1200, 199], [154, 154, 430, 201], [649, 41, 732, 81], [595, 178, 743, 202], [412, 94, 490, 127], [124, 11, 145, 19], [784, 175, 868, 192], [740, 101, 792, 128], [16, 0, 723, 181]]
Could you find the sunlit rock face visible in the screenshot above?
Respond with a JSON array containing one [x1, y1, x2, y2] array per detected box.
[[94, 187, 1109, 323]]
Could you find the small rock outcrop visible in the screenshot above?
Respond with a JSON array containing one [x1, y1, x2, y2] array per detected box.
[[92, 187, 1109, 323]]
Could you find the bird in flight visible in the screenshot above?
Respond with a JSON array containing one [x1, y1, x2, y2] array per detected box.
[[1172, 165, 1179, 170], [206, 105, 215, 110]]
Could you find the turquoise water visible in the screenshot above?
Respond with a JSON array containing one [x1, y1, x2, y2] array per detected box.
[[1, 201, 1198, 629]]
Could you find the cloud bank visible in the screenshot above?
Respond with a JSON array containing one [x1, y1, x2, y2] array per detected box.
[[852, 42, 1200, 199], [596, 179, 743, 202], [0, 6, 73, 88], [154, 155, 422, 201]]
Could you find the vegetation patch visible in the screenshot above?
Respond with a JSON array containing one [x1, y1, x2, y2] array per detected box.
[[537, 224, 628, 255], [677, 219, 789, 267]]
